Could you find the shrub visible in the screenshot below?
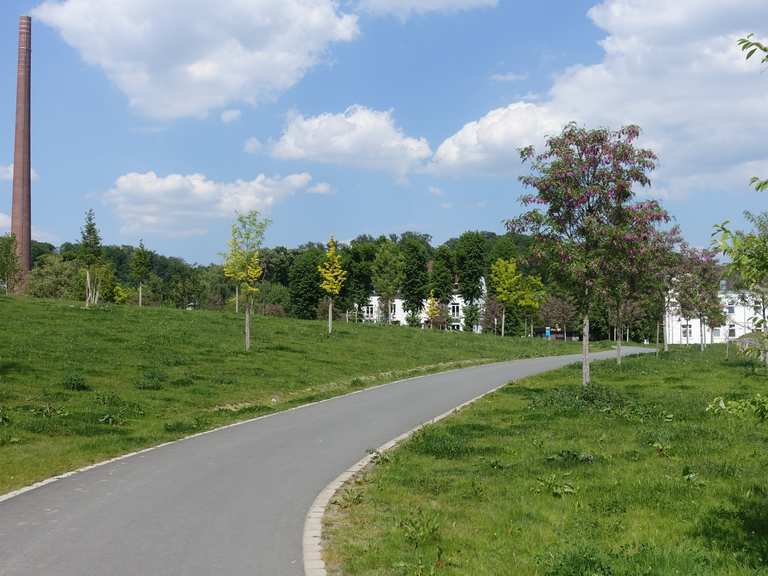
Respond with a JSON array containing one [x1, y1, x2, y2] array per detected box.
[[62, 373, 90, 391]]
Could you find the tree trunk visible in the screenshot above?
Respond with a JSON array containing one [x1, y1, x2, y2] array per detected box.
[[655, 322, 660, 358], [582, 313, 591, 387], [617, 307, 623, 366], [85, 268, 92, 308], [235, 285, 240, 314], [700, 317, 705, 352], [501, 308, 506, 338], [564, 324, 567, 342], [244, 300, 251, 351], [139, 283, 143, 308], [524, 317, 527, 338], [328, 297, 333, 335], [663, 303, 669, 352]]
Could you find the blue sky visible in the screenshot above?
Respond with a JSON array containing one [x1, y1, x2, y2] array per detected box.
[[1, 0, 767, 264]]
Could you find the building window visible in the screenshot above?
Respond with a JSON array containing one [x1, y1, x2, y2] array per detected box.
[[681, 324, 692, 338], [713, 327, 721, 338], [390, 303, 396, 316], [729, 324, 736, 338], [719, 279, 727, 291], [727, 301, 735, 314], [363, 305, 374, 319], [451, 303, 460, 318]]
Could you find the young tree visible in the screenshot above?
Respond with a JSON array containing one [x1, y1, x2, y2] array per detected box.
[[0, 234, 20, 295], [426, 290, 441, 329], [223, 211, 268, 351], [540, 294, 576, 341], [490, 258, 522, 337], [79, 209, 103, 308], [372, 240, 405, 324], [318, 237, 348, 335], [509, 123, 658, 386], [676, 247, 721, 353], [518, 274, 546, 337], [130, 239, 152, 307]]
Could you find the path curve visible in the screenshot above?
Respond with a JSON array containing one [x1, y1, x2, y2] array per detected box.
[[0, 347, 651, 576]]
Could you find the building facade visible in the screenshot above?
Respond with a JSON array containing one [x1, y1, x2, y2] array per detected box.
[[358, 294, 483, 333], [665, 290, 764, 345]]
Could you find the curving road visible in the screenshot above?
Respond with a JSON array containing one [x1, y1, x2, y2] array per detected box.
[[0, 348, 651, 576]]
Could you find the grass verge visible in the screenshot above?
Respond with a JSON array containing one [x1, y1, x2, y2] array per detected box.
[[0, 297, 596, 495], [324, 346, 768, 576]]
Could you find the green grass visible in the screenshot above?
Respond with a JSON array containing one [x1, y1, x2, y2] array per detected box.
[[324, 347, 768, 576], [0, 297, 592, 495]]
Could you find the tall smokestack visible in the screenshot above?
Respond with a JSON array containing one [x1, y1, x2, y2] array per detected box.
[[11, 16, 31, 290]]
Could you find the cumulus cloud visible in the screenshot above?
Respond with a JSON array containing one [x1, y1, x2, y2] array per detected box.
[[32, 0, 358, 119], [358, 0, 496, 18], [272, 106, 432, 177], [432, 0, 768, 198], [307, 182, 333, 195], [104, 171, 312, 236], [220, 109, 241, 124]]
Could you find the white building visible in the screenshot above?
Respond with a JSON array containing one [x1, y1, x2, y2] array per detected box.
[[358, 294, 483, 332], [665, 289, 763, 345]]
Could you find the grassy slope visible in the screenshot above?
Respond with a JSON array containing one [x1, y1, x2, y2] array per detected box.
[[0, 297, 591, 495], [325, 347, 768, 576]]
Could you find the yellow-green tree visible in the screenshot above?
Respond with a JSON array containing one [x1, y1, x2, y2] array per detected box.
[[224, 211, 268, 351], [518, 275, 546, 337], [426, 290, 441, 329], [490, 258, 522, 337], [318, 237, 348, 335]]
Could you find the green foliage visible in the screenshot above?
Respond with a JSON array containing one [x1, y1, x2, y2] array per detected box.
[[223, 210, 267, 297], [318, 237, 347, 298], [429, 244, 455, 305], [400, 232, 431, 317], [130, 239, 152, 286], [78, 209, 102, 268], [289, 247, 324, 319], [372, 240, 405, 322], [27, 254, 83, 300], [0, 233, 20, 294], [454, 231, 487, 304], [62, 373, 90, 391]]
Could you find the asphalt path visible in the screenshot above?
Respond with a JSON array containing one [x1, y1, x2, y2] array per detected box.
[[0, 347, 651, 576]]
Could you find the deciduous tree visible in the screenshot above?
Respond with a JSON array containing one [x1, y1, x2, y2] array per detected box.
[[372, 240, 405, 324], [0, 234, 20, 295], [130, 239, 151, 307], [318, 237, 348, 335], [509, 123, 658, 386], [223, 211, 268, 351]]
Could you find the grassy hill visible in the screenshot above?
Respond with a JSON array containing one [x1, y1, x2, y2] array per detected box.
[[324, 347, 768, 575], [0, 297, 590, 495]]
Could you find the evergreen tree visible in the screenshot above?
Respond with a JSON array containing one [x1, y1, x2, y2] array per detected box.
[[79, 209, 103, 307]]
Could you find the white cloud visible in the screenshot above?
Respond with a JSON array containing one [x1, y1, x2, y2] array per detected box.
[[244, 137, 263, 154], [358, 0, 496, 18], [220, 109, 241, 124], [33, 0, 358, 119], [104, 171, 312, 236], [439, 202, 453, 209], [307, 182, 334, 195], [429, 186, 444, 197], [272, 106, 432, 177], [490, 72, 527, 82], [432, 0, 768, 199], [0, 164, 39, 181]]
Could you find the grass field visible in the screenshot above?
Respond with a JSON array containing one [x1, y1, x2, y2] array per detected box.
[[0, 297, 593, 495], [324, 347, 768, 576]]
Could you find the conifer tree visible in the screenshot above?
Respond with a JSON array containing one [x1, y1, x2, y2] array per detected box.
[[130, 239, 151, 307]]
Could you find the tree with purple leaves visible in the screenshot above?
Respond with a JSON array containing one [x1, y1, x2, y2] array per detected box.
[[509, 123, 659, 386]]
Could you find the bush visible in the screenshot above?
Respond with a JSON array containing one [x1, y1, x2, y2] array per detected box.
[[62, 373, 90, 391]]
